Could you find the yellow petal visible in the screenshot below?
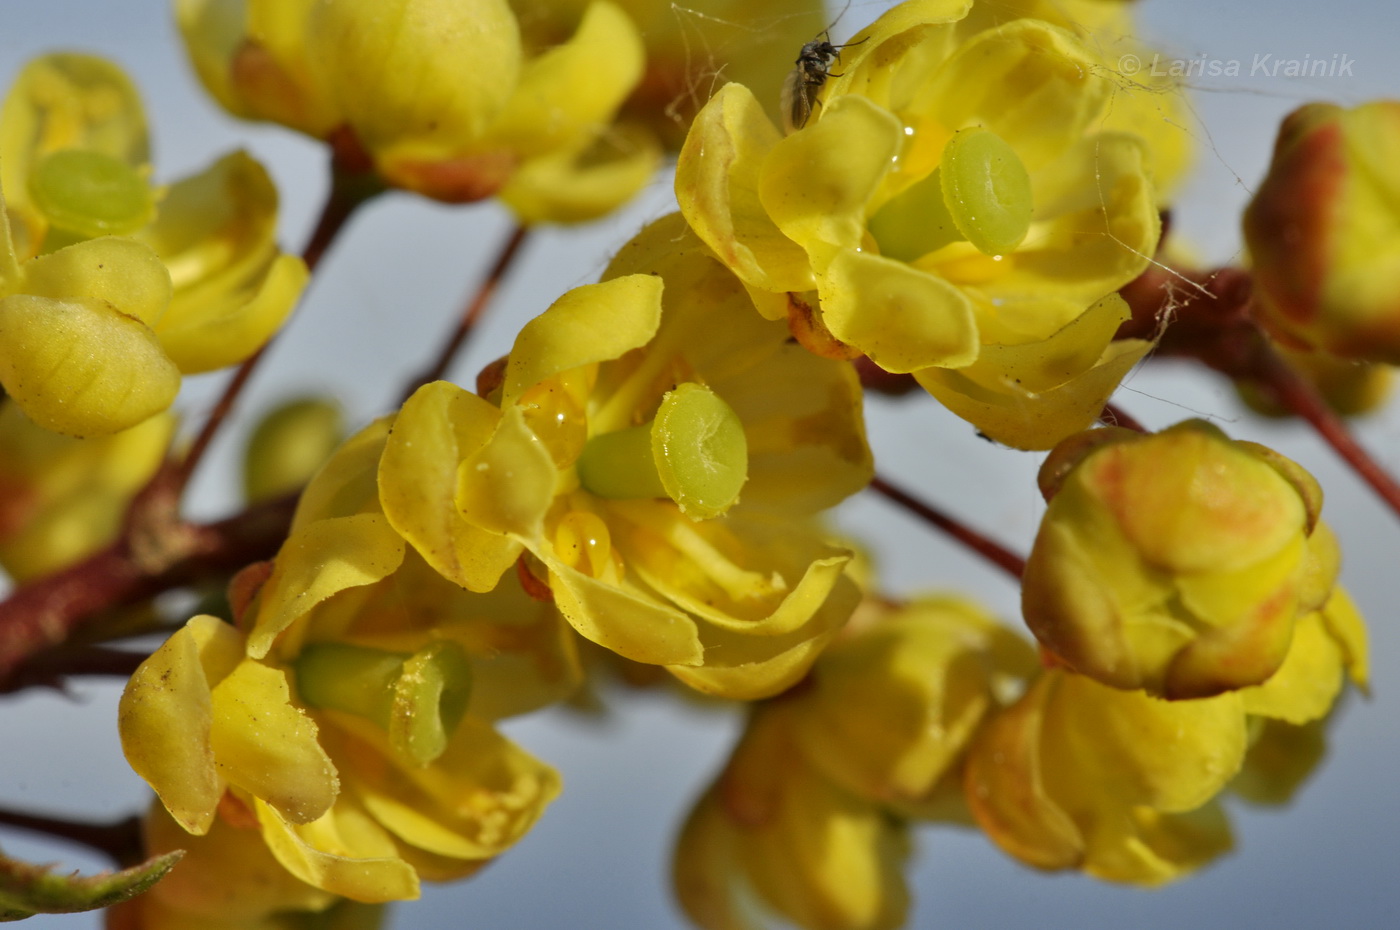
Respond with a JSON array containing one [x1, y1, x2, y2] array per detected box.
[[256, 798, 420, 902], [545, 557, 704, 666], [119, 615, 243, 835], [310, 0, 522, 158], [209, 660, 339, 824], [20, 236, 172, 327], [498, 122, 661, 224], [759, 94, 901, 256], [676, 82, 813, 294], [1239, 612, 1344, 724], [142, 151, 308, 373], [455, 404, 557, 538], [334, 717, 560, 861], [0, 293, 179, 437], [381, 382, 519, 592], [502, 274, 662, 407], [484, 1, 642, 158], [246, 514, 407, 659], [818, 249, 978, 373]]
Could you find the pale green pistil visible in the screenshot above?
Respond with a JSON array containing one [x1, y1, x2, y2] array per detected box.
[[29, 149, 155, 238], [577, 382, 749, 520]]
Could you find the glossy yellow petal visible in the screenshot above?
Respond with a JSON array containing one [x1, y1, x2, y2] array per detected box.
[[292, 418, 391, 531], [502, 274, 662, 407], [669, 564, 859, 701], [923, 22, 1113, 174], [675, 82, 813, 297], [0, 292, 179, 437], [545, 557, 704, 665], [991, 133, 1158, 306], [760, 95, 901, 256], [209, 660, 339, 824], [119, 615, 243, 835], [793, 598, 1027, 805], [916, 294, 1151, 449], [256, 799, 420, 903], [454, 404, 557, 538], [381, 382, 519, 592], [485, 1, 642, 158], [722, 343, 873, 514], [1081, 803, 1233, 886], [1320, 585, 1370, 692], [818, 249, 978, 373], [247, 514, 407, 659]]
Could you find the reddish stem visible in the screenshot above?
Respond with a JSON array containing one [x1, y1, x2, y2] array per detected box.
[[1255, 345, 1400, 516], [405, 222, 530, 399], [869, 474, 1026, 580], [0, 493, 296, 688]]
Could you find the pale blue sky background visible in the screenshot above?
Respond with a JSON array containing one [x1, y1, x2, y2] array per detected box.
[[2, 1, 1399, 928]]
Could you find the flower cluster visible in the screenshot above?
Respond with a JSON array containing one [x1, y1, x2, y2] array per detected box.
[[0, 53, 305, 437], [0, 0, 1387, 927]]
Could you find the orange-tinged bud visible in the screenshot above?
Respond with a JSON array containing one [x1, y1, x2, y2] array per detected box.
[[1023, 421, 1329, 699], [1244, 101, 1400, 363]]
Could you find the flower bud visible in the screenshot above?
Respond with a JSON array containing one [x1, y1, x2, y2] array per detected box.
[[1244, 101, 1400, 363], [1023, 421, 1327, 699]]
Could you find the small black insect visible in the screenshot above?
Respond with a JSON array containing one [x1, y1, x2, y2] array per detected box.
[[780, 32, 866, 134]]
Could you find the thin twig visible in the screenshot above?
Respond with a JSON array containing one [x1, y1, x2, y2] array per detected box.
[[0, 807, 144, 867], [405, 222, 530, 399], [1255, 345, 1400, 517], [869, 474, 1026, 580], [0, 493, 297, 689]]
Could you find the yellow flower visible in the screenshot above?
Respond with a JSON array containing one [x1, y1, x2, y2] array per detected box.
[[175, 0, 660, 222], [0, 400, 172, 583], [1022, 421, 1332, 699], [675, 1, 1160, 448], [965, 668, 1244, 885], [1244, 101, 1400, 364], [380, 214, 872, 699], [673, 595, 1034, 929], [0, 53, 306, 436], [674, 707, 912, 930], [120, 420, 573, 902], [966, 585, 1365, 884]]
